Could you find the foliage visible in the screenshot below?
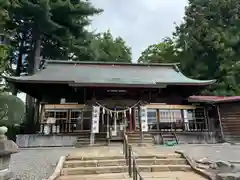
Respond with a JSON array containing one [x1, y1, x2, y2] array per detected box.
[[138, 0, 240, 96], [90, 30, 132, 62], [0, 94, 25, 125], [0, 45, 10, 91], [5, 0, 102, 77], [138, 37, 179, 64], [173, 0, 240, 95]]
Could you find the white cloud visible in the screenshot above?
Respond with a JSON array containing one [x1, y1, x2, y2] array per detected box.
[[90, 0, 188, 62]]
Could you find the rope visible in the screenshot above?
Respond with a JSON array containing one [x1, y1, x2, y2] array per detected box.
[[95, 101, 141, 113]]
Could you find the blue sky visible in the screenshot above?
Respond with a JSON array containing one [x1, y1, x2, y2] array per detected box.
[[89, 0, 188, 62]]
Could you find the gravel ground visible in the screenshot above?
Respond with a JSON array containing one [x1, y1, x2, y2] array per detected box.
[[9, 147, 75, 180]]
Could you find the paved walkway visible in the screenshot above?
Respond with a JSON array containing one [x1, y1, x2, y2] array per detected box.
[[67, 145, 124, 158]]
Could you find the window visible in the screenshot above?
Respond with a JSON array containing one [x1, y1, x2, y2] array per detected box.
[[159, 109, 182, 122], [147, 109, 157, 129], [43, 110, 68, 122], [135, 108, 157, 128], [147, 109, 157, 123]]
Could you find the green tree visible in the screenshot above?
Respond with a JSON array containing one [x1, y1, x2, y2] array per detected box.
[[138, 37, 179, 64], [4, 0, 102, 131], [174, 0, 240, 95], [90, 30, 132, 62], [0, 94, 25, 126]]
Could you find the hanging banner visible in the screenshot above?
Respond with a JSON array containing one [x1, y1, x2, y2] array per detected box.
[[140, 106, 148, 132], [92, 106, 100, 133]]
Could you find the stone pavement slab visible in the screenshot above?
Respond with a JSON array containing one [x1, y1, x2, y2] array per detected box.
[[67, 146, 124, 159], [141, 171, 207, 180]]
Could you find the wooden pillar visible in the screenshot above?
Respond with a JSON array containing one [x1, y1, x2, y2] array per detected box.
[[133, 109, 136, 131], [137, 105, 143, 143], [156, 109, 160, 144], [34, 99, 40, 131], [107, 112, 110, 145], [203, 107, 209, 131], [129, 110, 132, 132], [216, 105, 225, 141]]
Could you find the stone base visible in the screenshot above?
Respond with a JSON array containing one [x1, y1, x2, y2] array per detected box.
[[0, 169, 12, 180], [16, 134, 78, 147]]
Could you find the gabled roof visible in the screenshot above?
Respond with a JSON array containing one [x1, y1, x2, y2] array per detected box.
[[5, 60, 216, 88], [188, 96, 240, 103]]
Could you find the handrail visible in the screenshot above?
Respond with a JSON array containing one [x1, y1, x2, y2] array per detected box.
[[122, 132, 144, 180], [132, 155, 143, 180], [123, 132, 129, 163]]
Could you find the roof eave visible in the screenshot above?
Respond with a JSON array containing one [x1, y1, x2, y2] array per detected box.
[[4, 76, 74, 84]]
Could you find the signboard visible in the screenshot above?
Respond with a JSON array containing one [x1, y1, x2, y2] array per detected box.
[[91, 106, 100, 133], [140, 106, 148, 132]]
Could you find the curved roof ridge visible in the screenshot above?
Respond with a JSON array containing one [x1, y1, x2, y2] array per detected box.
[[45, 60, 180, 67]]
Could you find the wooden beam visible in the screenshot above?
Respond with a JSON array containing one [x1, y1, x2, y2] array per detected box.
[[44, 104, 85, 109], [144, 104, 197, 109]]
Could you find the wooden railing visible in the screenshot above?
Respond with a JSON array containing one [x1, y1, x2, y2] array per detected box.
[[39, 122, 80, 134], [149, 122, 208, 132], [122, 132, 144, 180]]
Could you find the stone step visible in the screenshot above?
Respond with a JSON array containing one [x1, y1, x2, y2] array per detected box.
[[58, 173, 129, 180], [63, 158, 187, 168], [128, 138, 152, 140], [128, 141, 153, 144], [66, 155, 125, 161], [61, 164, 191, 175], [76, 138, 107, 142], [58, 171, 206, 180], [74, 143, 107, 148], [66, 154, 182, 161]]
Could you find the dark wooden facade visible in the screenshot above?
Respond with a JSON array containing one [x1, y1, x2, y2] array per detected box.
[[188, 96, 240, 142], [218, 102, 240, 141]]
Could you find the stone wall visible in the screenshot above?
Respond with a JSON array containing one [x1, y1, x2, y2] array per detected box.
[[16, 134, 77, 148]]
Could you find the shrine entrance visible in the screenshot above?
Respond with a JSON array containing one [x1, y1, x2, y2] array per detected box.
[[92, 101, 141, 141]]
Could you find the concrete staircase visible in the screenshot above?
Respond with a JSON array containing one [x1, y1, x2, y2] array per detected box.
[[127, 132, 153, 145], [160, 132, 179, 144], [57, 153, 192, 180], [74, 131, 91, 147], [75, 132, 108, 147]]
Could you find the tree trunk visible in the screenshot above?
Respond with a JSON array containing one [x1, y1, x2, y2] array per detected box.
[[25, 29, 41, 133], [12, 37, 24, 95]]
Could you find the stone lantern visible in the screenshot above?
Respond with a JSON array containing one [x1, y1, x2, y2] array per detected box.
[[0, 126, 19, 180]]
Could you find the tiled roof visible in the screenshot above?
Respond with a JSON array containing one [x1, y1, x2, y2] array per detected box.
[[5, 60, 216, 87]]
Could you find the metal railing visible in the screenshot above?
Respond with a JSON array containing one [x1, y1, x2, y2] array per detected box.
[[132, 155, 143, 180], [122, 132, 144, 180]]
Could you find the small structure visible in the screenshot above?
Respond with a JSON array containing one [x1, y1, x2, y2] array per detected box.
[[188, 96, 240, 142], [5, 61, 217, 147], [0, 126, 19, 180]]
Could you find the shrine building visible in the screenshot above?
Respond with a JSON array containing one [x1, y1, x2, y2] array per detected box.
[[5, 60, 218, 147]]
